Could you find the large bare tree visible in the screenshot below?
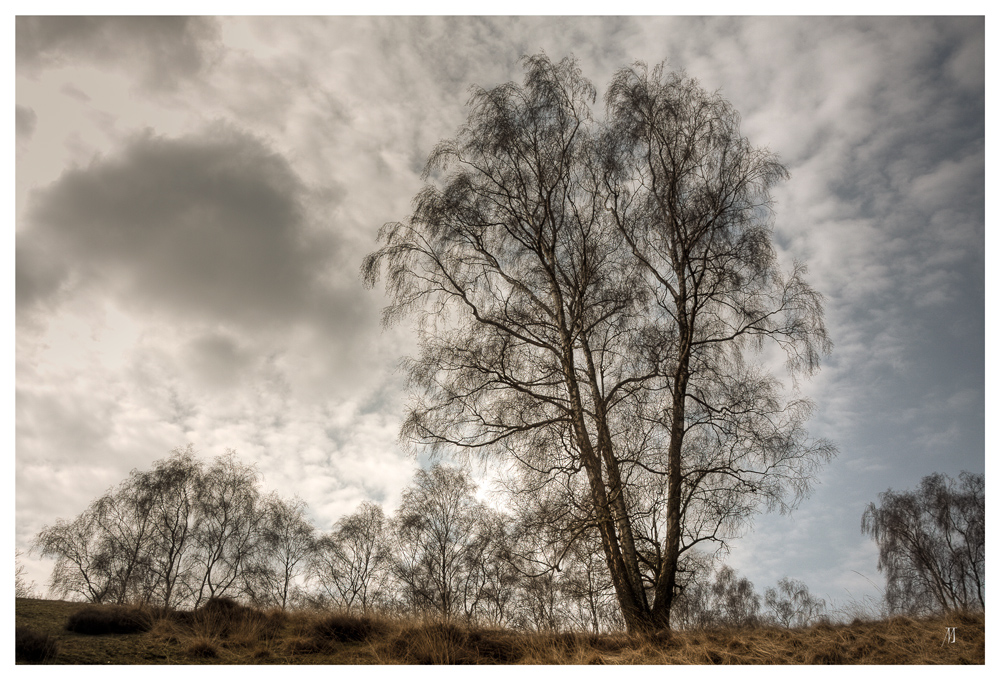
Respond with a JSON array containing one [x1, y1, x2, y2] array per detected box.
[[363, 54, 833, 632]]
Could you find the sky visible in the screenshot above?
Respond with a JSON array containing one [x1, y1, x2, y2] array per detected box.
[[12, 14, 986, 615]]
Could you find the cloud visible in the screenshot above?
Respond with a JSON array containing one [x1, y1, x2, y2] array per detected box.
[[16, 16, 220, 91], [19, 124, 342, 331], [15, 105, 37, 140]]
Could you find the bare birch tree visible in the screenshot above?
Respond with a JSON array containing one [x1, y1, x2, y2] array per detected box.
[[311, 500, 391, 613], [862, 471, 985, 614], [190, 451, 266, 605], [251, 494, 316, 610], [391, 465, 485, 620], [363, 53, 834, 632], [764, 577, 827, 628]]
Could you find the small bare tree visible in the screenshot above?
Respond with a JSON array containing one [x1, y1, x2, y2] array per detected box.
[[559, 530, 620, 634], [710, 565, 761, 628], [33, 511, 114, 603], [764, 577, 827, 628], [251, 495, 316, 610], [33, 447, 309, 610], [139, 447, 202, 607], [862, 471, 984, 614], [190, 451, 267, 606], [310, 501, 391, 613], [391, 465, 485, 620], [16, 550, 37, 599]]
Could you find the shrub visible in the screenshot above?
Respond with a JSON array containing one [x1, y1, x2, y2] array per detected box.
[[15, 626, 59, 663], [391, 622, 474, 664], [387, 621, 525, 665], [197, 596, 243, 616], [65, 605, 153, 635], [180, 597, 282, 643], [312, 611, 390, 645]]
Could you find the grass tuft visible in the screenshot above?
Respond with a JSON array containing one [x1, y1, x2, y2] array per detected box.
[[15, 625, 59, 663], [185, 639, 219, 658]]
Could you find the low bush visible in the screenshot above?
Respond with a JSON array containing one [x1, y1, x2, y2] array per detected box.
[[385, 620, 525, 664], [465, 628, 524, 664], [65, 604, 153, 635], [312, 611, 390, 645], [15, 626, 59, 663], [168, 597, 284, 645]]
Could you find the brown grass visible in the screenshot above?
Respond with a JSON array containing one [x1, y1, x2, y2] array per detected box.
[[15, 597, 985, 664]]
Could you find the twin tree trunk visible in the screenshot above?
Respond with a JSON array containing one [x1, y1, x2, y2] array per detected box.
[[555, 274, 692, 632]]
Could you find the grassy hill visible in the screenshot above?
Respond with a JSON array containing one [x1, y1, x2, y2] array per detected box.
[[15, 597, 984, 664]]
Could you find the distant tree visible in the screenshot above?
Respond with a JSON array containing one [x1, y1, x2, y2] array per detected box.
[[140, 447, 202, 608], [33, 469, 162, 605], [310, 501, 391, 613], [16, 550, 37, 599], [190, 451, 267, 606], [511, 529, 565, 632], [668, 551, 715, 629], [459, 506, 521, 626], [392, 465, 486, 620], [764, 577, 826, 628], [33, 510, 114, 603], [710, 565, 761, 628], [559, 529, 620, 633], [33, 447, 302, 609], [88, 473, 159, 604], [862, 471, 985, 614], [362, 52, 834, 632], [249, 495, 316, 610], [667, 557, 762, 629]]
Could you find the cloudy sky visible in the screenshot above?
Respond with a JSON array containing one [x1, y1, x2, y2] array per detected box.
[[13, 15, 985, 611]]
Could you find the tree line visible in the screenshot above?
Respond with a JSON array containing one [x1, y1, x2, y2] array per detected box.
[[32, 446, 838, 631], [30, 447, 982, 628]]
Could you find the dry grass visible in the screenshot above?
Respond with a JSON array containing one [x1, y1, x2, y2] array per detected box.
[[15, 597, 985, 664]]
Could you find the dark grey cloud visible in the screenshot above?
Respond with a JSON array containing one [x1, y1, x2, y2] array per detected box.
[[183, 332, 253, 392], [16, 105, 37, 156], [59, 83, 90, 103], [16, 16, 219, 91], [16, 105, 37, 140], [18, 124, 340, 332]]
